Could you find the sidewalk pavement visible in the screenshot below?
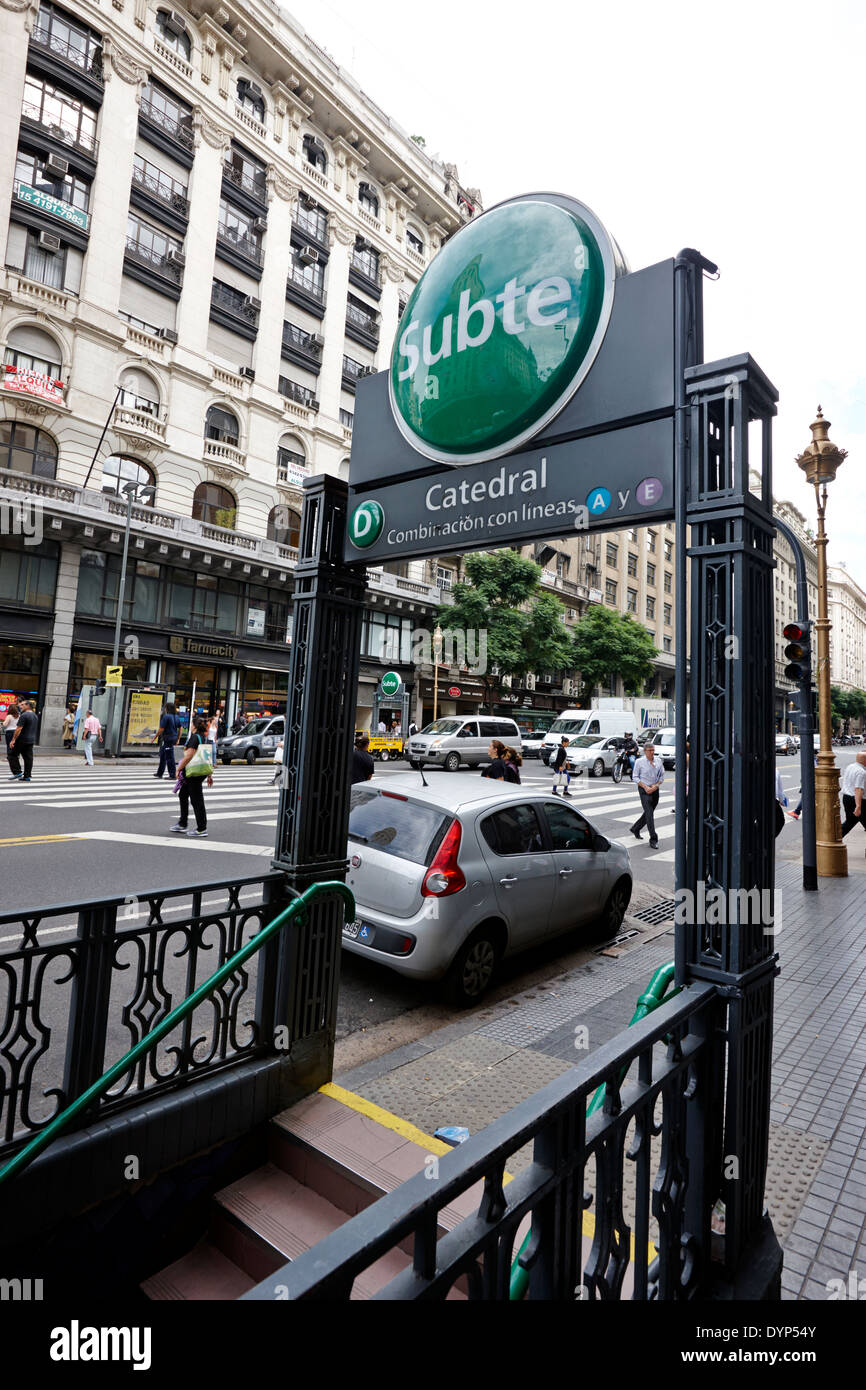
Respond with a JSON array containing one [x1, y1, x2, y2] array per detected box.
[[335, 857, 866, 1301]]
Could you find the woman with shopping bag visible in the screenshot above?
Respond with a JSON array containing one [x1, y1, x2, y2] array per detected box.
[[169, 716, 214, 838]]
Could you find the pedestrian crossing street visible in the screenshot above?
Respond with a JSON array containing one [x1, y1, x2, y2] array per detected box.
[[1, 761, 807, 866]]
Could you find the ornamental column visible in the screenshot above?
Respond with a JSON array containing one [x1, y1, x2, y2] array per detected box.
[[79, 39, 148, 312], [174, 109, 228, 356], [379, 253, 405, 360], [0, 0, 39, 265], [316, 219, 353, 427], [253, 169, 298, 392]]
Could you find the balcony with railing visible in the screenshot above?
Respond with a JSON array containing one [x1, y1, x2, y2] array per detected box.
[[281, 323, 322, 374], [223, 160, 268, 207], [278, 376, 318, 417], [28, 19, 104, 103], [349, 247, 382, 300], [139, 90, 195, 163], [20, 100, 98, 162], [113, 394, 167, 442], [345, 299, 380, 351], [293, 202, 329, 251], [341, 355, 373, 394], [123, 236, 183, 290], [130, 159, 189, 222], [210, 280, 260, 339], [216, 222, 264, 273], [286, 262, 326, 319]]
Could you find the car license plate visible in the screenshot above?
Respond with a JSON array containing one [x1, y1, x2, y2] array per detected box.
[[343, 919, 363, 939]]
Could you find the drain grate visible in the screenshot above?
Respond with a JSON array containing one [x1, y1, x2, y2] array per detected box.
[[632, 898, 677, 926]]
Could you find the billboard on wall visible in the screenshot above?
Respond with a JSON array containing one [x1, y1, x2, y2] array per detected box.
[[344, 193, 677, 566], [124, 690, 164, 747]]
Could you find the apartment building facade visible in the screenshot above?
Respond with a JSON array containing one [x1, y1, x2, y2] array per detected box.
[[772, 497, 818, 731], [828, 564, 866, 697], [0, 0, 481, 741]]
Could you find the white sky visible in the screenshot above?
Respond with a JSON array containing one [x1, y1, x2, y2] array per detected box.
[[285, 0, 866, 581]]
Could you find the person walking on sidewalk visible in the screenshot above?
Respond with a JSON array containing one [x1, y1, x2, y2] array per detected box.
[[81, 709, 102, 766], [62, 705, 75, 749], [4, 703, 20, 778], [154, 702, 180, 779], [170, 716, 213, 838], [551, 737, 573, 797], [206, 712, 219, 766], [630, 741, 664, 848], [840, 751, 866, 841], [9, 700, 39, 782]]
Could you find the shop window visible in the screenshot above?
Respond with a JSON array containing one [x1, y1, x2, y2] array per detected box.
[[0, 534, 58, 608], [0, 421, 57, 478], [204, 405, 239, 446], [193, 482, 237, 530], [101, 454, 156, 501], [0, 641, 46, 711], [267, 505, 300, 548]]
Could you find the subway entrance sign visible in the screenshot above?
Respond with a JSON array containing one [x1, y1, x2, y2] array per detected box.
[[345, 192, 678, 564]]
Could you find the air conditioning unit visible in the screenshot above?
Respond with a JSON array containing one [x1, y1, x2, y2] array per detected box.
[[38, 231, 61, 253], [252, 216, 268, 234], [163, 11, 187, 38], [359, 365, 375, 378], [243, 295, 262, 312], [166, 249, 186, 268], [44, 154, 69, 179], [525, 674, 536, 691], [160, 327, 179, 343], [239, 366, 255, 380], [310, 333, 325, 349], [298, 246, 318, 266], [563, 679, 576, 697]]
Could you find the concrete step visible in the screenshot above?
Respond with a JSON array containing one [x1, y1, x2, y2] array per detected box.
[[141, 1241, 255, 1301]]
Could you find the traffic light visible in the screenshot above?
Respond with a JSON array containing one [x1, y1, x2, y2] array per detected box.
[[783, 621, 811, 683], [93, 680, 107, 697]]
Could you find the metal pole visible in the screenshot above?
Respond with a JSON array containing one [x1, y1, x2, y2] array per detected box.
[[812, 482, 847, 876], [104, 486, 135, 757], [82, 384, 124, 491], [773, 514, 818, 890]]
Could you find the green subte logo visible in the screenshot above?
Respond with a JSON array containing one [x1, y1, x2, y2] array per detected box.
[[348, 499, 384, 549]]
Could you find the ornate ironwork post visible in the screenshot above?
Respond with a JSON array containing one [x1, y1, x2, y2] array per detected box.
[[679, 353, 781, 1286], [272, 474, 365, 1080]]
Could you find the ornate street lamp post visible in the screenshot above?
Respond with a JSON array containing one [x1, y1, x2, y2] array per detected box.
[[432, 623, 443, 723], [796, 407, 847, 877]]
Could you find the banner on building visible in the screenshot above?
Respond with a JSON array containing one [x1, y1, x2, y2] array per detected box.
[[3, 364, 64, 403]]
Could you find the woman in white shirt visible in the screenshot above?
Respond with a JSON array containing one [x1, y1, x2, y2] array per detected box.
[[206, 714, 220, 766], [3, 705, 19, 776]]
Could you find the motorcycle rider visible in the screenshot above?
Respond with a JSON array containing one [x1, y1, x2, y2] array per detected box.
[[622, 731, 639, 775]]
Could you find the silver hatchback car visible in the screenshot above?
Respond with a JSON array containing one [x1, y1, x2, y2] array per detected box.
[[343, 773, 633, 1006]]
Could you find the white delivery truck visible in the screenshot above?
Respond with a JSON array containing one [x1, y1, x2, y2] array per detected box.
[[540, 708, 636, 763]]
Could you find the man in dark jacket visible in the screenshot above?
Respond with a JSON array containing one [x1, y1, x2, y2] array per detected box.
[[551, 737, 572, 797], [9, 700, 38, 782], [154, 702, 181, 779], [352, 735, 375, 785]]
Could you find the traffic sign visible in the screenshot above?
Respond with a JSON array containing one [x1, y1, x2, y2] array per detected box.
[[105, 667, 123, 686]]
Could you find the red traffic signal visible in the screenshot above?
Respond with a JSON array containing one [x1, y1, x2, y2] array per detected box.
[[782, 622, 805, 643], [783, 620, 811, 681]]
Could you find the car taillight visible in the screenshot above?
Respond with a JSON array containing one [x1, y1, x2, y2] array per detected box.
[[421, 819, 466, 897]]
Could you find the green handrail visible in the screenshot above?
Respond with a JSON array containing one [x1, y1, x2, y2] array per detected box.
[[508, 961, 680, 1300], [0, 880, 355, 1188]]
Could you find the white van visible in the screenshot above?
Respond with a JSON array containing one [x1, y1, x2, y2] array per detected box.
[[408, 715, 522, 771], [541, 709, 636, 763]]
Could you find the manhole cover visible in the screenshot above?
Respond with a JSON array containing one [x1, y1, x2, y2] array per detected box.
[[632, 899, 677, 926]]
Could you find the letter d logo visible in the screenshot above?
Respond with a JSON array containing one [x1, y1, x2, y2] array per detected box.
[[349, 500, 384, 549]]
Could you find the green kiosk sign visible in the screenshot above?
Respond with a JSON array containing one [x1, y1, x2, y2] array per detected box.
[[388, 194, 619, 466]]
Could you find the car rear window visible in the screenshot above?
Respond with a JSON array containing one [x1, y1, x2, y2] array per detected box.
[[348, 788, 450, 866]]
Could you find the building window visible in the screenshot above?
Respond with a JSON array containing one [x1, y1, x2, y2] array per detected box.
[[276, 443, 307, 485], [295, 196, 327, 244], [664, 603, 672, 626], [646, 530, 656, 553], [605, 578, 617, 604], [139, 81, 194, 149], [155, 8, 191, 61], [647, 562, 656, 586], [646, 596, 656, 620], [663, 636, 672, 653], [406, 227, 424, 255], [204, 405, 239, 445], [33, 2, 103, 76], [132, 152, 187, 212], [302, 135, 327, 174], [606, 542, 618, 567], [664, 539, 673, 562], [352, 238, 380, 283], [101, 454, 155, 500], [192, 482, 237, 530], [0, 534, 59, 609], [289, 251, 325, 299], [627, 587, 638, 613], [627, 552, 638, 578], [14, 148, 90, 215], [358, 182, 379, 217], [278, 377, 317, 409], [664, 570, 672, 593], [236, 78, 265, 123], [4, 325, 62, 379], [117, 367, 159, 416], [126, 211, 182, 269], [361, 609, 412, 664], [555, 553, 569, 578], [346, 294, 379, 337], [342, 354, 367, 385], [436, 566, 453, 591], [217, 198, 262, 262], [627, 528, 638, 542], [0, 421, 57, 478], [339, 408, 354, 429], [224, 143, 266, 200], [22, 74, 98, 151], [267, 505, 300, 548], [22, 229, 67, 289]]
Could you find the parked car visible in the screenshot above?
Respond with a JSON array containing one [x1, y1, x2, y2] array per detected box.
[[519, 733, 548, 759], [775, 733, 796, 756], [648, 727, 678, 770], [217, 715, 284, 764], [565, 735, 623, 778], [407, 716, 522, 772], [343, 774, 633, 1005]]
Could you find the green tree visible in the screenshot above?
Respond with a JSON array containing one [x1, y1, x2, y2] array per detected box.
[[570, 605, 657, 706], [830, 684, 851, 731], [438, 551, 573, 711]]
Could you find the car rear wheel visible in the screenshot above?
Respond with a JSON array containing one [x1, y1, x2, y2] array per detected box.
[[599, 878, 632, 939], [380, 748, 390, 762], [444, 752, 461, 772], [444, 929, 500, 1007], [245, 748, 257, 764], [592, 758, 605, 778]]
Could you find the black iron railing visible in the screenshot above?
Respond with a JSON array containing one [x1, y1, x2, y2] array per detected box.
[[30, 25, 104, 83], [140, 93, 194, 150], [223, 160, 267, 202], [287, 263, 324, 301], [0, 872, 296, 1158], [217, 224, 264, 266], [20, 100, 98, 157], [346, 302, 379, 339], [279, 376, 318, 410], [124, 237, 182, 281], [245, 982, 723, 1300], [131, 161, 189, 216], [211, 280, 258, 321]]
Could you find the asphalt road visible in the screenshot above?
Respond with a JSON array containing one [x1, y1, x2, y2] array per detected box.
[[0, 746, 853, 1058]]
